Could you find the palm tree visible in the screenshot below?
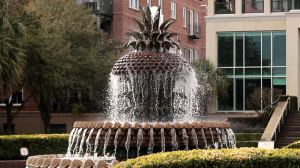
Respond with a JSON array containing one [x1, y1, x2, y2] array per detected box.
[[191, 58, 231, 114], [0, 10, 27, 97]]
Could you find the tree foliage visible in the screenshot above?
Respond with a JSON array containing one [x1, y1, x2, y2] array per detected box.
[[191, 59, 231, 114]]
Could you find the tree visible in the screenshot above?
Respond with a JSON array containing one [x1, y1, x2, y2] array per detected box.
[[21, 0, 122, 133], [191, 58, 231, 115]]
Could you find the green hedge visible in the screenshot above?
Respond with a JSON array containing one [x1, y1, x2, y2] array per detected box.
[[113, 148, 300, 168], [284, 141, 300, 149], [227, 117, 262, 127], [0, 134, 68, 159], [236, 141, 258, 148], [235, 133, 262, 141], [279, 96, 298, 111]]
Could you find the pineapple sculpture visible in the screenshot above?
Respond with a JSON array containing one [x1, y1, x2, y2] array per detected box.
[[109, 6, 199, 122]]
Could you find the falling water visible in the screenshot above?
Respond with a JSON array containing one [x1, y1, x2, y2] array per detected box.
[[161, 127, 165, 152], [191, 127, 198, 149], [78, 128, 88, 155], [221, 128, 228, 148], [94, 128, 102, 155], [73, 128, 83, 155], [66, 128, 77, 157], [148, 127, 154, 154], [103, 127, 112, 156], [125, 127, 132, 159], [227, 128, 236, 148], [201, 128, 207, 149], [85, 128, 94, 154], [137, 128, 143, 157], [171, 127, 178, 151], [182, 127, 189, 150], [208, 127, 217, 149], [113, 127, 121, 156], [216, 128, 223, 149]]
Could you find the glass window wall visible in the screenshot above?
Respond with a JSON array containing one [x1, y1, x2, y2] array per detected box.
[[242, 0, 264, 13], [217, 31, 286, 111], [271, 0, 300, 12], [215, 0, 235, 14]]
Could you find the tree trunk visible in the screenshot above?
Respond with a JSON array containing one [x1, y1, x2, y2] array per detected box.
[[40, 92, 52, 134], [5, 93, 15, 134]]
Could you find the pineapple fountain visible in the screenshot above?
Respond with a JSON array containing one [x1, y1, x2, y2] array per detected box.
[[25, 6, 236, 168]]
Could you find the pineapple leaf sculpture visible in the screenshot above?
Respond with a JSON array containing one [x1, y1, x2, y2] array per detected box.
[[124, 6, 180, 52]]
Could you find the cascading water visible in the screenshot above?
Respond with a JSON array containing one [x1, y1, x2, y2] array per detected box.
[[161, 127, 165, 152], [208, 127, 217, 149], [94, 128, 102, 155], [221, 128, 228, 148], [103, 127, 112, 156], [216, 128, 223, 149], [201, 128, 208, 149], [148, 127, 154, 154], [78, 128, 88, 156], [73, 128, 83, 155], [191, 127, 198, 149], [125, 127, 132, 159], [137, 128, 143, 156], [171, 127, 178, 151], [85, 128, 94, 154], [227, 128, 236, 148], [182, 127, 189, 151], [66, 128, 77, 157], [113, 127, 121, 156]]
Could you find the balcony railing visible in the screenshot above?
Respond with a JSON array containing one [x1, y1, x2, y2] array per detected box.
[[188, 24, 201, 39], [215, 2, 235, 14], [272, 0, 300, 12], [243, 1, 264, 13], [75, 0, 112, 15]]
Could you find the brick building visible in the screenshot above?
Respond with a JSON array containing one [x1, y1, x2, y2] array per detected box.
[[0, 0, 207, 134]]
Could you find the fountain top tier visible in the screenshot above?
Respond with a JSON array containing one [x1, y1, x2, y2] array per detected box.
[[73, 121, 232, 130]]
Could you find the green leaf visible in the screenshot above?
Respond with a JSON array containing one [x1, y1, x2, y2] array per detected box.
[[153, 17, 160, 32], [159, 18, 173, 33], [133, 18, 145, 32], [152, 31, 159, 41], [164, 21, 177, 32]]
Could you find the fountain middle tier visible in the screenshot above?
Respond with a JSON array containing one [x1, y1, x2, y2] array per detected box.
[[67, 121, 236, 159]]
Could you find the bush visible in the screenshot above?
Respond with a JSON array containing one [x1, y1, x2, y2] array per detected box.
[[0, 134, 68, 159], [284, 141, 300, 149], [230, 122, 264, 133], [236, 141, 258, 148], [235, 133, 262, 141], [112, 148, 300, 168], [279, 96, 298, 111], [72, 103, 86, 117], [227, 117, 262, 127]]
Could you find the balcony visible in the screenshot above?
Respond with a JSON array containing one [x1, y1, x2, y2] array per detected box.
[[215, 1, 235, 14], [272, 0, 300, 12], [243, 0, 264, 13], [188, 24, 201, 39], [75, 0, 113, 16]]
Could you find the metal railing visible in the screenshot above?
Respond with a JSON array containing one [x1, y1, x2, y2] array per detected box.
[[215, 2, 235, 14], [261, 97, 291, 141], [272, 0, 300, 12], [74, 0, 113, 15], [243, 1, 264, 13], [188, 24, 201, 39]]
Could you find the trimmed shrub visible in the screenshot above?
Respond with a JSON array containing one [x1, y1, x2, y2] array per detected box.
[[285, 141, 300, 149], [235, 133, 262, 141], [0, 134, 68, 159], [227, 117, 262, 127], [279, 96, 298, 111], [236, 141, 258, 148], [113, 148, 300, 168]]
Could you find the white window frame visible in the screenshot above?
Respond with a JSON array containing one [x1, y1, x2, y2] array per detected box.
[[189, 10, 194, 35], [195, 12, 199, 33], [171, 2, 177, 19], [147, 0, 151, 7], [189, 49, 193, 63], [195, 50, 199, 61], [183, 47, 187, 59], [129, 0, 139, 10], [0, 90, 23, 106], [183, 7, 187, 27], [159, 0, 163, 14]]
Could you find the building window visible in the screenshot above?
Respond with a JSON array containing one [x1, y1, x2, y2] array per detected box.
[[171, 2, 177, 19], [195, 50, 199, 60], [215, 0, 235, 14], [159, 0, 163, 14], [183, 7, 187, 27], [0, 90, 23, 105], [189, 49, 193, 63], [147, 0, 151, 7], [217, 31, 286, 111], [50, 124, 67, 134], [129, 0, 139, 10], [183, 47, 187, 59], [271, 0, 300, 12], [195, 12, 199, 33], [243, 0, 264, 13], [189, 10, 193, 35]]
